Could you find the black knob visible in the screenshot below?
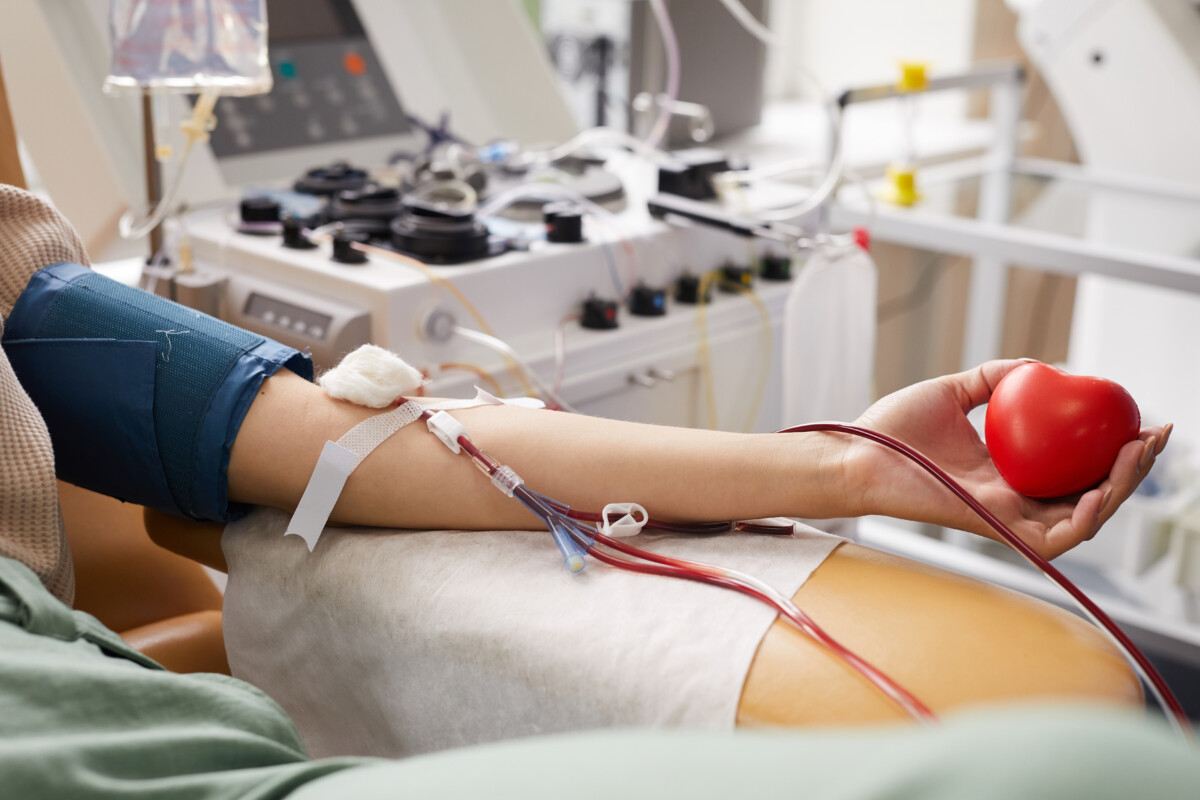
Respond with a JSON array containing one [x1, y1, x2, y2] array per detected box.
[[331, 228, 370, 264], [295, 161, 370, 195], [281, 215, 316, 250], [389, 203, 491, 265], [720, 264, 754, 292], [544, 202, 585, 244], [328, 185, 405, 235], [240, 196, 280, 224], [674, 273, 712, 305], [760, 254, 792, 281], [629, 284, 667, 317], [580, 295, 619, 330], [340, 185, 400, 204]]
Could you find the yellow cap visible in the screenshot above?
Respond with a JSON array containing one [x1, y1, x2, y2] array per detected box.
[[879, 164, 922, 207], [897, 61, 929, 92]]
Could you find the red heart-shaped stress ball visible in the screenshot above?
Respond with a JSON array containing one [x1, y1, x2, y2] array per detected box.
[[984, 363, 1141, 498]]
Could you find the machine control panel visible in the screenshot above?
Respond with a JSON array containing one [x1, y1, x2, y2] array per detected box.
[[207, 0, 411, 159], [224, 274, 371, 367], [244, 292, 334, 341]]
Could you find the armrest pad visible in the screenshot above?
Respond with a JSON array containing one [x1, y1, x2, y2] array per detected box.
[[144, 508, 228, 573], [121, 609, 230, 675]]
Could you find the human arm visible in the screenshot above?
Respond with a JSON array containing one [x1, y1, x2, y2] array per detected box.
[[227, 369, 854, 532], [227, 359, 1166, 560]]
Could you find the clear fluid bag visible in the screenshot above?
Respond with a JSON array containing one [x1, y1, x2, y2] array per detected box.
[[104, 0, 271, 96]]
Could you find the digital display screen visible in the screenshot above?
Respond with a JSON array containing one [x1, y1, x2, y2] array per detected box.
[[265, 0, 365, 43]]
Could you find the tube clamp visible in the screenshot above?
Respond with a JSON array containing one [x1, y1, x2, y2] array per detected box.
[[427, 410, 468, 454]]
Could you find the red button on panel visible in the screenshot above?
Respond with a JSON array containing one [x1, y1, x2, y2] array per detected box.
[[343, 52, 367, 76]]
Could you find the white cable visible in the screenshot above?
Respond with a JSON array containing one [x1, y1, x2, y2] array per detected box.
[[714, 158, 821, 188], [407, 179, 478, 211], [120, 140, 198, 240], [475, 182, 638, 295], [751, 97, 845, 222], [120, 89, 220, 240], [715, 0, 781, 47], [475, 183, 623, 230], [716, 157, 874, 237], [700, 2, 848, 228], [452, 325, 580, 413], [541, 127, 681, 168], [502, 3, 681, 166], [524, 0, 841, 229], [307, 222, 342, 240], [645, 0, 681, 147]]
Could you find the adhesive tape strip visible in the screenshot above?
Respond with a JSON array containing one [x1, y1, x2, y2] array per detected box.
[[285, 401, 423, 551]]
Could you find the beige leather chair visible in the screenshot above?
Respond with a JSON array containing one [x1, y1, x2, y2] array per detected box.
[[60, 483, 230, 675]]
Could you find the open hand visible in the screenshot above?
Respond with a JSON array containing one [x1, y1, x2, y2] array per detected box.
[[846, 360, 1170, 559]]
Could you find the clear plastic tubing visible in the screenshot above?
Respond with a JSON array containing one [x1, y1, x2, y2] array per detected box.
[[645, 0, 681, 147]]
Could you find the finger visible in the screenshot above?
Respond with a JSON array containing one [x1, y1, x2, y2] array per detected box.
[[1140, 436, 1158, 472], [1106, 437, 1148, 499], [1087, 436, 1154, 530], [1042, 487, 1106, 558], [950, 359, 1039, 413], [1137, 425, 1167, 445], [1086, 487, 1112, 541]]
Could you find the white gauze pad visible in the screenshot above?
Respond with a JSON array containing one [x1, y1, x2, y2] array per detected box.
[[318, 344, 424, 408]]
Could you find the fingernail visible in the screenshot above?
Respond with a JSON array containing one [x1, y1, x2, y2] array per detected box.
[[1140, 437, 1157, 471], [1099, 488, 1113, 516], [1158, 424, 1173, 454]]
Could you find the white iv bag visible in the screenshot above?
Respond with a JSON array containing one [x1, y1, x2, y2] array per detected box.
[[104, 0, 272, 96]]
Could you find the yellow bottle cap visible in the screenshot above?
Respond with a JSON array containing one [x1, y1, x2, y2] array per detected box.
[[879, 164, 922, 207], [897, 61, 929, 92]]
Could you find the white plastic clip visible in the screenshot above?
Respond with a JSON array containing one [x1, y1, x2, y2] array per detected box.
[[427, 410, 468, 454], [601, 503, 649, 538]]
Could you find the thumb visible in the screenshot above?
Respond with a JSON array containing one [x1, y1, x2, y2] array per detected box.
[[948, 359, 1040, 413]]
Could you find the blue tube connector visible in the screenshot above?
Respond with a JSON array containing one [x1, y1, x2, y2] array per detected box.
[[549, 517, 588, 574]]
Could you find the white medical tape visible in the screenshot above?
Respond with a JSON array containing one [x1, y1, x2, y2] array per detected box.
[[285, 401, 424, 551], [422, 387, 545, 411], [336, 401, 424, 462]]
